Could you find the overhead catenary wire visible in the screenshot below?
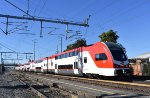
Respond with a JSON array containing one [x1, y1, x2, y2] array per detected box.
[[0, 42, 33, 55], [0, 42, 16, 53], [98, 0, 150, 27], [37, 0, 48, 17], [113, 7, 150, 27], [33, 0, 42, 15], [69, 0, 97, 18], [90, 0, 117, 16], [4, 0, 34, 18]]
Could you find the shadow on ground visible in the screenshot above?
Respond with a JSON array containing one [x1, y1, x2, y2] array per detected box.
[[0, 85, 29, 89]]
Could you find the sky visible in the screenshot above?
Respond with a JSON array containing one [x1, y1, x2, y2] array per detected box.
[[0, 0, 150, 64]]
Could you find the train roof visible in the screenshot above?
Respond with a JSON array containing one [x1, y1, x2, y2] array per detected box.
[[104, 42, 122, 50], [32, 42, 121, 62], [55, 47, 81, 56]]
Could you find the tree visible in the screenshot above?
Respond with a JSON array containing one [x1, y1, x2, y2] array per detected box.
[[64, 39, 87, 51], [99, 29, 119, 43]]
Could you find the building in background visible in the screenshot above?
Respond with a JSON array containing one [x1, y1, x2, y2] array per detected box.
[[135, 52, 150, 60], [129, 52, 150, 76]]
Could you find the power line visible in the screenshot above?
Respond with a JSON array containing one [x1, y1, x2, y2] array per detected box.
[[113, 8, 150, 27], [0, 42, 16, 52], [94, 0, 150, 33], [4, 0, 34, 18], [37, 0, 48, 17], [91, 0, 117, 16], [0, 42, 33, 55], [0, 27, 5, 34], [33, 0, 42, 15], [100, 0, 149, 26], [69, 0, 97, 17]]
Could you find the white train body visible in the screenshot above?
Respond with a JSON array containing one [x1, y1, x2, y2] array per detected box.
[[16, 42, 131, 76]]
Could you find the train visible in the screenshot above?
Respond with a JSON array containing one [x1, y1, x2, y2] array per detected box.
[[15, 42, 131, 77]]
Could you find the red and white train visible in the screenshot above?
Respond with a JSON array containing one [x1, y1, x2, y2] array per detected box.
[[16, 42, 131, 77]]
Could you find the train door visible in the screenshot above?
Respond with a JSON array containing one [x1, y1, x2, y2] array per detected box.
[[74, 61, 79, 74], [50, 60, 54, 73], [82, 51, 90, 74], [48, 59, 51, 73], [55, 63, 58, 73], [83, 57, 88, 68]]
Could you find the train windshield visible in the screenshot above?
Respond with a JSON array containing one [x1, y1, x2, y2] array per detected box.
[[110, 49, 127, 61], [105, 42, 127, 61]]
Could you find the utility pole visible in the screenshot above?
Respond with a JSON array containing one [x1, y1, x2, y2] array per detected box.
[[49, 33, 64, 53], [33, 40, 37, 61], [60, 36, 62, 53], [56, 45, 59, 54]]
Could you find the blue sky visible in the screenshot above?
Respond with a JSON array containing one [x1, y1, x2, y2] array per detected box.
[[0, 0, 150, 63]]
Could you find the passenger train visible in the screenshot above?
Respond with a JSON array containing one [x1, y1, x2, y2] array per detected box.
[[15, 42, 131, 77]]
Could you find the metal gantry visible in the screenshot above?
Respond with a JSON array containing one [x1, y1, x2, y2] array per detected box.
[[0, 52, 33, 64], [0, 14, 89, 36]]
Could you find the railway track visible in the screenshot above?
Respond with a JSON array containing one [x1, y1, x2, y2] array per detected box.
[[13, 73, 49, 98], [27, 72, 150, 95], [14, 71, 150, 97], [13, 72, 94, 98], [13, 73, 75, 98]]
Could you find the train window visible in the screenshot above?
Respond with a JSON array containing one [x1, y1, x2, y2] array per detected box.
[[65, 53, 67, 58], [58, 65, 73, 69], [64, 54, 66, 58], [65, 53, 68, 58], [55, 64, 57, 69], [72, 51, 75, 56], [67, 65, 72, 69], [84, 57, 87, 63], [59, 55, 61, 59], [95, 53, 107, 60], [51, 61, 53, 66], [75, 50, 79, 55], [74, 62, 78, 68], [71, 52, 73, 56], [110, 49, 127, 61], [66, 53, 68, 58], [63, 54, 65, 58], [69, 52, 72, 57]]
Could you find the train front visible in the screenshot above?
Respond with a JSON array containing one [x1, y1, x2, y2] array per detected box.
[[105, 42, 131, 76]]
